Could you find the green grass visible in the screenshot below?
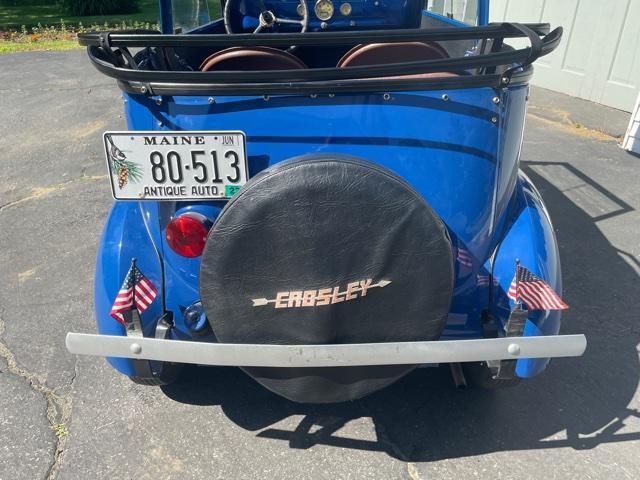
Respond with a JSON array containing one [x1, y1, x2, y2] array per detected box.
[[0, 0, 221, 30], [0, 0, 223, 54], [0, 0, 156, 29], [0, 38, 81, 53], [53, 423, 69, 440]]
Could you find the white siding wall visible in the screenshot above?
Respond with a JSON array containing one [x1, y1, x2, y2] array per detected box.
[[491, 0, 640, 112]]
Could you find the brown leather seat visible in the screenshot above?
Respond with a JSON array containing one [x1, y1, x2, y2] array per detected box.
[[337, 41, 455, 79], [200, 46, 307, 71], [338, 42, 449, 68]]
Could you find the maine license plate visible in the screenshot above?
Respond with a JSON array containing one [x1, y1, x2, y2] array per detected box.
[[103, 131, 248, 200]]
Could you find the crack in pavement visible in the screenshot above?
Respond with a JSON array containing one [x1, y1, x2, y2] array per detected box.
[[0, 174, 107, 213], [0, 172, 104, 477], [0, 310, 74, 480]]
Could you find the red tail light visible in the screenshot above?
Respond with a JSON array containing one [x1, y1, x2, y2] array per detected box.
[[165, 214, 209, 258]]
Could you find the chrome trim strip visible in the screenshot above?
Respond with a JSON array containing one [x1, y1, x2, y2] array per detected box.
[[66, 333, 586, 367]]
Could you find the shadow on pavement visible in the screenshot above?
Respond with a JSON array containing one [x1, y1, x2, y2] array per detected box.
[[162, 162, 640, 461]]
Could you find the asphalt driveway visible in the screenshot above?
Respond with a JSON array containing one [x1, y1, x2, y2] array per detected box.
[[1, 50, 639, 480]]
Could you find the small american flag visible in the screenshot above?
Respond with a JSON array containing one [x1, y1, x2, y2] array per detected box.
[[457, 246, 473, 267], [110, 260, 158, 326], [508, 264, 568, 311], [476, 274, 495, 287]]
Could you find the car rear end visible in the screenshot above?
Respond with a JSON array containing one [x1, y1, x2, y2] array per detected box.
[[66, 17, 586, 402]]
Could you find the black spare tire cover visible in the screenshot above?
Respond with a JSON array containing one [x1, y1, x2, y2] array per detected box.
[[200, 155, 453, 403]]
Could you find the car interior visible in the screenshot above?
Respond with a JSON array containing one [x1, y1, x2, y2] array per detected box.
[[143, 0, 476, 75]]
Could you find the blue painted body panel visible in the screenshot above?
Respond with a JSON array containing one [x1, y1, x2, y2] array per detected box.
[[97, 83, 563, 379], [95, 0, 562, 379], [491, 172, 563, 377], [95, 201, 165, 376]]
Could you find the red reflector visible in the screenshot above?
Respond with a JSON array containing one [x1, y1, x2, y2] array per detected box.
[[166, 215, 209, 258]]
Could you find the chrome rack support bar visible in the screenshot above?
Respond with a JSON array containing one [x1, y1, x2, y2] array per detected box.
[[66, 333, 586, 368]]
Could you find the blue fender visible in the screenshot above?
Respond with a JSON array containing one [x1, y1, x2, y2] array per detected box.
[[491, 171, 563, 377], [94, 201, 165, 377]]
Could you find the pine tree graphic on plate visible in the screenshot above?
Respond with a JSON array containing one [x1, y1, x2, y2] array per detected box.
[[118, 164, 129, 188], [106, 135, 142, 189]]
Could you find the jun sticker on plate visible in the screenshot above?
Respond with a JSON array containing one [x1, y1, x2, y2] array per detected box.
[[104, 131, 248, 200]]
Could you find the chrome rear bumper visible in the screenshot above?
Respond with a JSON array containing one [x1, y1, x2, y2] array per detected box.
[[66, 332, 586, 367]]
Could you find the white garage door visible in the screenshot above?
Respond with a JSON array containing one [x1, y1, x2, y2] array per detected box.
[[491, 0, 640, 112]]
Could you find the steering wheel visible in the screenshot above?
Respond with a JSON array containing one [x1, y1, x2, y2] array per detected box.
[[224, 0, 309, 35]]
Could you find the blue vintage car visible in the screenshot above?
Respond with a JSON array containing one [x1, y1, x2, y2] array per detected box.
[[66, 0, 586, 403]]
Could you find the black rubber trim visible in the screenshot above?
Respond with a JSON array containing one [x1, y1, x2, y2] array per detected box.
[[509, 22, 543, 67], [77, 23, 552, 47], [115, 68, 533, 96]]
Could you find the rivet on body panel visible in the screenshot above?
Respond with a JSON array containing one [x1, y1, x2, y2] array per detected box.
[[507, 343, 521, 356]]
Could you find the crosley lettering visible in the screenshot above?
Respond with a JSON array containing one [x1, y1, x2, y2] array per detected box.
[[251, 279, 392, 308]]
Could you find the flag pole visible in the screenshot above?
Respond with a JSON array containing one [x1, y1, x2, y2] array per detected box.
[[497, 257, 527, 380], [130, 257, 137, 311], [123, 257, 154, 379], [514, 258, 522, 310]]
